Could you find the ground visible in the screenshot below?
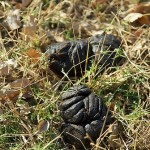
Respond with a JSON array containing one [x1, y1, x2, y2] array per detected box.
[[0, 0, 150, 150]]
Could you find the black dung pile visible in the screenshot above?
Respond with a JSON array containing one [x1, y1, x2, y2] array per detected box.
[[59, 85, 112, 149], [46, 33, 122, 76]]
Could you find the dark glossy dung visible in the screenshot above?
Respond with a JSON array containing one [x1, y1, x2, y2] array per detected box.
[[59, 85, 111, 149], [46, 33, 122, 76]]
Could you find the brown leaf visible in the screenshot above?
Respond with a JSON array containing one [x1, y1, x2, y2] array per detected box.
[[0, 78, 30, 101], [22, 0, 32, 7], [38, 120, 50, 132], [109, 102, 116, 111], [0, 90, 20, 101], [21, 16, 37, 41], [124, 3, 150, 26], [137, 15, 150, 25], [26, 48, 41, 63], [128, 28, 144, 43], [8, 78, 30, 89], [0, 65, 9, 76], [13, 0, 32, 9], [127, 3, 150, 14], [21, 26, 36, 41]]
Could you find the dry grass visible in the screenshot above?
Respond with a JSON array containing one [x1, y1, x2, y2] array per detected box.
[[0, 0, 150, 149]]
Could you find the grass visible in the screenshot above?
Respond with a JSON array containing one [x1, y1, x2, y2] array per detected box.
[[0, 0, 150, 149]]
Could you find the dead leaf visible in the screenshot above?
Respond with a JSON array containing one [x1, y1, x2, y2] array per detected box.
[[124, 13, 143, 23], [126, 3, 150, 14], [38, 120, 50, 132], [0, 59, 17, 76], [128, 28, 144, 43], [21, 0, 32, 7], [137, 15, 150, 25], [0, 65, 9, 76], [8, 78, 30, 89], [4, 9, 21, 30], [109, 102, 116, 111], [13, 0, 32, 9], [0, 90, 20, 101], [0, 78, 30, 101], [124, 3, 150, 26], [21, 26, 36, 41], [21, 15, 37, 41], [26, 48, 41, 63]]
